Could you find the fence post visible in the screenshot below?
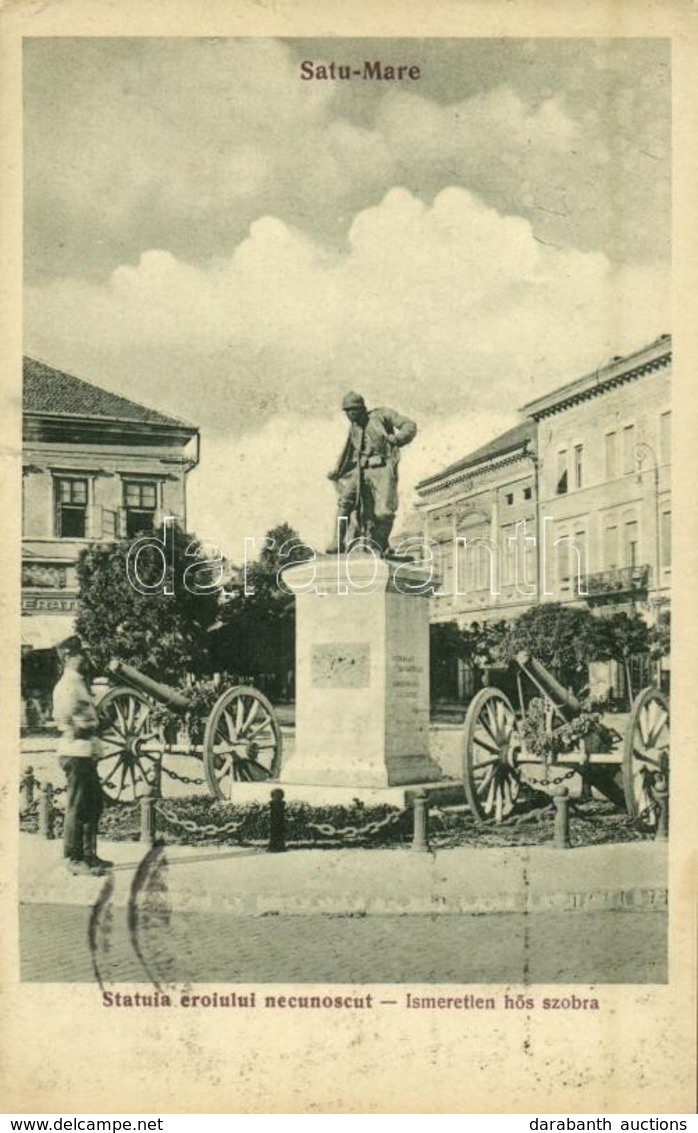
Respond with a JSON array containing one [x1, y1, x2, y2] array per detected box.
[[653, 776, 669, 842], [553, 786, 570, 849], [268, 788, 286, 853], [21, 766, 36, 811], [38, 783, 54, 840], [149, 757, 163, 799], [140, 786, 157, 845], [411, 790, 430, 853]]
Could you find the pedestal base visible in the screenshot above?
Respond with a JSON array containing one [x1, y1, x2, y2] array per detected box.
[[282, 555, 443, 790], [227, 778, 465, 809]]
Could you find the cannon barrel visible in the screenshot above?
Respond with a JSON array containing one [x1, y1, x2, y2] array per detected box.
[[108, 660, 191, 712], [515, 651, 583, 719]]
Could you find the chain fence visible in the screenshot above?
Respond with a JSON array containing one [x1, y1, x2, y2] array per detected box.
[[160, 764, 206, 788], [153, 804, 246, 839], [306, 808, 409, 843]]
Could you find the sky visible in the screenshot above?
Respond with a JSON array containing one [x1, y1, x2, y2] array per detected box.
[[23, 37, 671, 558]]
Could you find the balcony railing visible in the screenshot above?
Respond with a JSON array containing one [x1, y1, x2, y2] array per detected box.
[[586, 564, 651, 596]]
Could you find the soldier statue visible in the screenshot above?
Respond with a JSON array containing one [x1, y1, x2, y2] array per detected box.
[[326, 391, 417, 558]]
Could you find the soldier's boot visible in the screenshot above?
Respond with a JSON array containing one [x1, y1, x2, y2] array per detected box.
[[84, 825, 113, 872], [371, 515, 395, 558]]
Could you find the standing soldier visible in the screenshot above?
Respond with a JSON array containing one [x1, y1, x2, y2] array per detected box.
[[326, 391, 417, 557], [53, 636, 112, 876]]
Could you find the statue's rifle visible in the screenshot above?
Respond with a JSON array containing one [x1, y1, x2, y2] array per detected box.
[[356, 426, 366, 541]]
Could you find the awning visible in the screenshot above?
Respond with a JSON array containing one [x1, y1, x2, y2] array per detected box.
[[21, 615, 76, 652]]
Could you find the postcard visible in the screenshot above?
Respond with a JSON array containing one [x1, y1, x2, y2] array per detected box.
[[1, 0, 696, 1115]]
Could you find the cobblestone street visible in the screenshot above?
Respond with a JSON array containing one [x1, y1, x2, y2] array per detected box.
[[20, 903, 667, 985]]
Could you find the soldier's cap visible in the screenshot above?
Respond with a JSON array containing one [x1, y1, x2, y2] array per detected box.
[[56, 634, 85, 658], [341, 391, 365, 410]]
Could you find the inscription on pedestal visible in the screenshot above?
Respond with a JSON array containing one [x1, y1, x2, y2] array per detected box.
[[390, 653, 423, 695], [311, 642, 371, 688]]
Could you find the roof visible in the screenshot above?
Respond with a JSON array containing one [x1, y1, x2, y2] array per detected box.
[[23, 356, 196, 431], [416, 420, 535, 491], [521, 334, 671, 421]]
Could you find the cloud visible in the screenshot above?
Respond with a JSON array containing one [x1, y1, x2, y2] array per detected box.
[[25, 186, 670, 550], [24, 38, 669, 282]]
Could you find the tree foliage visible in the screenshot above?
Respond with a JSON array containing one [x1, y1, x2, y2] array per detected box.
[[506, 603, 611, 693], [579, 611, 650, 667], [210, 523, 312, 699], [648, 610, 670, 659], [75, 522, 220, 683]]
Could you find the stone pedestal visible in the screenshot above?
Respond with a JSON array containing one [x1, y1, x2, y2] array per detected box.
[[278, 555, 443, 793]]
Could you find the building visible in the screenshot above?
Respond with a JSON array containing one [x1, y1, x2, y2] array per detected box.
[[522, 334, 671, 621], [21, 356, 199, 723], [414, 334, 671, 701], [414, 422, 537, 700], [415, 421, 538, 627]]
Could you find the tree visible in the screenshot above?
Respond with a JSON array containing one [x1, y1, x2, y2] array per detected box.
[[580, 611, 650, 703], [75, 522, 220, 684], [209, 523, 312, 699], [648, 610, 670, 660], [429, 619, 511, 701], [507, 603, 601, 693]]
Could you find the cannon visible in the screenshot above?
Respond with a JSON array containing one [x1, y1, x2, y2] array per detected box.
[[96, 661, 282, 803], [462, 650, 670, 828]]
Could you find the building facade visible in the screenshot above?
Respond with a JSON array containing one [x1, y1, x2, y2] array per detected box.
[[522, 334, 671, 622], [415, 422, 538, 628], [22, 357, 199, 722], [413, 423, 537, 700], [413, 334, 671, 701]]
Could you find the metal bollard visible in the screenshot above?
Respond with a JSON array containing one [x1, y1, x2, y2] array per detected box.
[[411, 790, 430, 853], [38, 783, 55, 840], [553, 786, 570, 849], [140, 786, 157, 845], [268, 788, 286, 853], [149, 758, 163, 799], [653, 776, 669, 842], [21, 766, 36, 810]]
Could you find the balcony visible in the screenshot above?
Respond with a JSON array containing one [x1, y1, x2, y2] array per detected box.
[[586, 564, 651, 596]]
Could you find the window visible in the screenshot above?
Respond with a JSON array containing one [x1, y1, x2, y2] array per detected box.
[[624, 520, 639, 568], [605, 431, 618, 479], [557, 541, 569, 587], [523, 486, 532, 501], [501, 526, 515, 585], [505, 492, 514, 506], [55, 477, 88, 538], [574, 444, 584, 489], [622, 424, 636, 474], [573, 527, 587, 592], [524, 534, 536, 591], [660, 411, 671, 465], [123, 480, 158, 538], [604, 524, 618, 570], [556, 450, 568, 495], [661, 510, 672, 568]]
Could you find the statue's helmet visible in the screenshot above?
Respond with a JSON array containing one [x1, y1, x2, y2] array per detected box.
[[342, 391, 365, 410]]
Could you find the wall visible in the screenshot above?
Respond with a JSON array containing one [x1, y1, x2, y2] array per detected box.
[[535, 363, 671, 612]]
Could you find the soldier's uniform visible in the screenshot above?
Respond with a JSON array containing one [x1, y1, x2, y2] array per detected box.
[[328, 394, 417, 555], [53, 637, 110, 875]]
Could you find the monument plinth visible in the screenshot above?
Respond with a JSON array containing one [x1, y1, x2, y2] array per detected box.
[[276, 555, 444, 802]]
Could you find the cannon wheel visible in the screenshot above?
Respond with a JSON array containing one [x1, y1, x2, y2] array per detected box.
[[203, 686, 283, 800], [463, 687, 522, 823], [623, 686, 670, 827], [96, 686, 162, 801]]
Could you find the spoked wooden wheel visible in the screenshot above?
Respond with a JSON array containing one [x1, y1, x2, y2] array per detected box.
[[623, 687, 670, 827], [96, 687, 162, 801], [463, 687, 522, 822], [203, 686, 283, 800]]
